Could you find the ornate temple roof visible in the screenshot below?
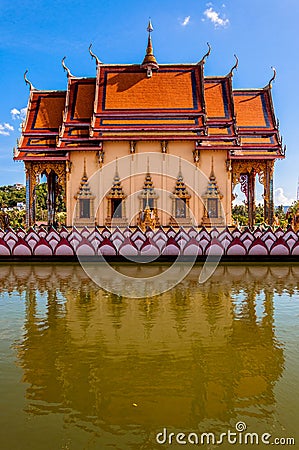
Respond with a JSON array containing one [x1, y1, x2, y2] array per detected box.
[[15, 25, 284, 162]]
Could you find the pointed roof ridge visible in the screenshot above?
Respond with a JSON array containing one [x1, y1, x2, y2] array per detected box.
[[107, 158, 126, 198], [24, 69, 36, 91], [173, 158, 190, 198], [210, 156, 215, 178], [83, 157, 87, 178], [76, 159, 94, 199], [141, 19, 159, 75], [140, 162, 158, 197], [203, 157, 223, 199]]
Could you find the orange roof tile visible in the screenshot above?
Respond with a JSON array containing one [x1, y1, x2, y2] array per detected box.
[[67, 79, 95, 122], [101, 118, 196, 125], [201, 140, 233, 146], [208, 127, 230, 135], [16, 62, 283, 160], [24, 92, 66, 133], [19, 137, 57, 149], [100, 69, 200, 111], [233, 91, 273, 129], [34, 97, 64, 129], [240, 136, 276, 145], [204, 79, 230, 119]]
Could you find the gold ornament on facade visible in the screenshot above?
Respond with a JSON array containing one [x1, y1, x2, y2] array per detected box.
[[161, 140, 168, 153], [98, 149, 105, 166], [232, 160, 266, 187], [130, 141, 136, 154]]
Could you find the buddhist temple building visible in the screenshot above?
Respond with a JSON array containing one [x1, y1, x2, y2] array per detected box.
[[14, 21, 285, 228]]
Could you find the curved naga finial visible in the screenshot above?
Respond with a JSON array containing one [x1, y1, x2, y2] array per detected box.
[[229, 54, 239, 76], [267, 66, 276, 88], [24, 69, 35, 90], [61, 56, 73, 77], [88, 43, 102, 66], [199, 42, 211, 64]]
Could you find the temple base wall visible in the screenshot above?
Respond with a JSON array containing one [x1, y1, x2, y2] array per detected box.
[[0, 226, 298, 258]]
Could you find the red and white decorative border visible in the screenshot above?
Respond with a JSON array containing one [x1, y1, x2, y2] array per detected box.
[[0, 226, 298, 257]]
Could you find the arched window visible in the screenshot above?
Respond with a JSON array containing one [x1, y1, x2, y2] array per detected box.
[[74, 161, 95, 226], [105, 160, 128, 227]]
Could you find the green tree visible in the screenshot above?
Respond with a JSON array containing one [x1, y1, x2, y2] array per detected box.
[[274, 205, 287, 228], [0, 182, 66, 229], [232, 203, 248, 226]]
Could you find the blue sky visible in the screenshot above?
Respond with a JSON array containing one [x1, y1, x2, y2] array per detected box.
[[0, 0, 298, 205]]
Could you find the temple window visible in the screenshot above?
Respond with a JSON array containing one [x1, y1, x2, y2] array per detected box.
[[175, 198, 187, 218], [207, 198, 218, 218], [105, 160, 128, 227], [142, 197, 154, 210], [74, 160, 95, 226], [169, 160, 191, 226], [79, 199, 91, 219], [111, 198, 123, 218], [201, 158, 224, 227]]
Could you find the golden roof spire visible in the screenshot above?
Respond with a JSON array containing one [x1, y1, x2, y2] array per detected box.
[[147, 18, 153, 33], [210, 156, 215, 178], [141, 19, 159, 77], [83, 158, 87, 179]]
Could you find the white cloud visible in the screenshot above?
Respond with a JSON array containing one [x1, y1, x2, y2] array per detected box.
[[274, 188, 295, 206], [0, 123, 14, 136], [181, 16, 191, 27], [10, 108, 20, 118], [11, 107, 27, 121], [203, 6, 229, 28]]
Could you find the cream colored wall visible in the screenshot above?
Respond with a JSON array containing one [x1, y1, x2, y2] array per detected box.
[[199, 149, 232, 226], [66, 151, 99, 226], [66, 143, 232, 227]]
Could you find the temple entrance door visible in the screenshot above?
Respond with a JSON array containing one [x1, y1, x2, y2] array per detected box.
[[25, 162, 66, 228], [232, 161, 274, 228]]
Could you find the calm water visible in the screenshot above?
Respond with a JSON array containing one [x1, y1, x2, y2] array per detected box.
[[0, 263, 298, 450]]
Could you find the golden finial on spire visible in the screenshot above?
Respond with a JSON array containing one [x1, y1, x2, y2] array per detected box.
[[83, 158, 87, 178], [178, 156, 182, 176], [210, 156, 215, 178], [147, 18, 153, 33], [141, 18, 159, 77], [115, 156, 119, 177]]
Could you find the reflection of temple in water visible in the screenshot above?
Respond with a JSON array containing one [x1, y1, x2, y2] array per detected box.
[[3, 264, 293, 432]]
